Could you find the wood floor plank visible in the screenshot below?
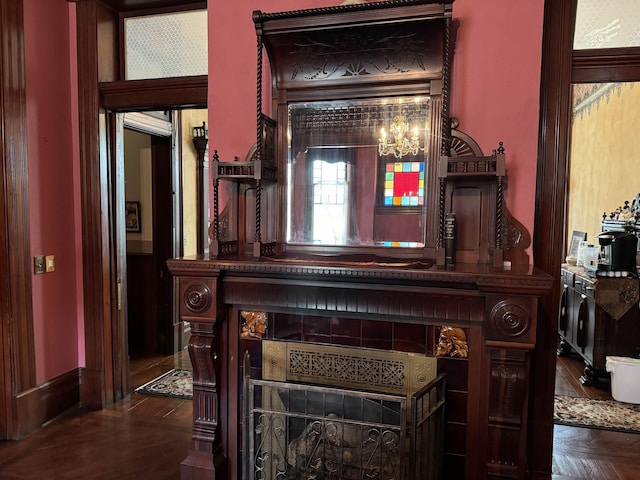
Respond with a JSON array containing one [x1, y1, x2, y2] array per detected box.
[[0, 348, 638, 479]]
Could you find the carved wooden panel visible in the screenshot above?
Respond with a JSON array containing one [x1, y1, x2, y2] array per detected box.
[[484, 294, 537, 347], [223, 277, 486, 324], [256, 2, 451, 91], [178, 277, 218, 323], [486, 348, 529, 480]]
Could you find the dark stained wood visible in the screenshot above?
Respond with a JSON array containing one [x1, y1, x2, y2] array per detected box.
[[101, 76, 208, 111], [0, 0, 39, 439], [92, 0, 204, 13], [0, 352, 192, 479], [76, 0, 120, 410], [76, 0, 208, 412], [152, 135, 176, 354], [169, 257, 553, 480], [178, 3, 555, 478], [572, 47, 640, 83], [534, 1, 640, 478], [240, 1, 454, 260], [192, 122, 209, 255], [559, 267, 640, 386], [530, 0, 577, 477]]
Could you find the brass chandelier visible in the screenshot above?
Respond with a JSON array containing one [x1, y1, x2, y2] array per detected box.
[[378, 115, 420, 158]]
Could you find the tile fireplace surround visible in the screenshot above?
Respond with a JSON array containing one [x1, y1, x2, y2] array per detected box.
[[167, 257, 553, 480]]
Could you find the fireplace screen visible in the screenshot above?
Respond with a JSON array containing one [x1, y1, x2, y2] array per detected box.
[[244, 374, 445, 480]]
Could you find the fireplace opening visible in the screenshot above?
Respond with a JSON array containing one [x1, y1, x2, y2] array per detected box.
[[243, 341, 446, 480]]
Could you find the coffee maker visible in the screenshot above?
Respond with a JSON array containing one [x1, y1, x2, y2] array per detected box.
[[597, 231, 638, 277]]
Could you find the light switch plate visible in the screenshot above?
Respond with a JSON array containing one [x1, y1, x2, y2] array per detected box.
[[45, 255, 55, 272]]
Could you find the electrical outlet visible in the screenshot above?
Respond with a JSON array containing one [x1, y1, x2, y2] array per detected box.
[[34, 256, 45, 275], [45, 255, 55, 272]]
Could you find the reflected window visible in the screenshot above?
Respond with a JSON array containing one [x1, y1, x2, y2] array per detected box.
[[124, 10, 208, 80], [311, 160, 348, 244]]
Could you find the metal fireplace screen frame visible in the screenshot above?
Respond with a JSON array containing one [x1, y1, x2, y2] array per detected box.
[[245, 374, 446, 480]]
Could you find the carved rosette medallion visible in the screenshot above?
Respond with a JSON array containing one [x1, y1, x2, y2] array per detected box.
[[184, 283, 212, 314], [489, 301, 530, 338]]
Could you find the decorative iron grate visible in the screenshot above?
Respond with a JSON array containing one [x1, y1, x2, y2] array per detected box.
[[244, 374, 446, 480]]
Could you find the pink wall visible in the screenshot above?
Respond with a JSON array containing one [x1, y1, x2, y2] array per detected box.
[[450, 1, 543, 246], [21, 0, 543, 384], [208, 0, 544, 251], [24, 0, 82, 383]]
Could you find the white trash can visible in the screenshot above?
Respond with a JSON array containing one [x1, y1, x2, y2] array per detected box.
[[606, 356, 640, 404]]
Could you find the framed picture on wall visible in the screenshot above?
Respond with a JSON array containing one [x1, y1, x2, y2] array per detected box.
[[125, 201, 141, 232], [568, 230, 587, 257]]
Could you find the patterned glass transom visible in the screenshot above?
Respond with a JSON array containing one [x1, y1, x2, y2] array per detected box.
[[124, 10, 208, 80], [574, 0, 640, 49]]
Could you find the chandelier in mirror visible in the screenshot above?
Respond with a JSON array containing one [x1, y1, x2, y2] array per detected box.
[[378, 115, 420, 158]]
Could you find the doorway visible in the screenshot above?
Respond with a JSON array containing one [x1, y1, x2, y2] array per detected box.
[[123, 126, 173, 358], [117, 109, 207, 374]]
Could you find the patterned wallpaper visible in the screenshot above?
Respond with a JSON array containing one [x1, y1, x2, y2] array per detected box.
[[567, 82, 640, 248]]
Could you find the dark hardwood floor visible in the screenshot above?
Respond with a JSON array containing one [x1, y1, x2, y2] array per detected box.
[[552, 352, 640, 480], [0, 350, 192, 480], [0, 348, 639, 479]]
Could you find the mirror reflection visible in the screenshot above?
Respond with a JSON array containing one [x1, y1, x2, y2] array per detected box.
[[286, 96, 431, 247]]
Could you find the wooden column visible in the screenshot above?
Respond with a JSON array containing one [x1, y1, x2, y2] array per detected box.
[[0, 0, 39, 439], [483, 294, 538, 479], [192, 122, 209, 256], [175, 274, 227, 479]]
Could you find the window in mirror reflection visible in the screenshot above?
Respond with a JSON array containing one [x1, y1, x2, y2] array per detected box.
[[287, 97, 430, 247], [311, 157, 349, 244]]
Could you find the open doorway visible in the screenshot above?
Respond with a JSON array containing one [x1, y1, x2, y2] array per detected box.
[[119, 109, 207, 368]]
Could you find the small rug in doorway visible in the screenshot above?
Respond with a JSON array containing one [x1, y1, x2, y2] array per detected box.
[[554, 395, 640, 434], [135, 369, 193, 400]]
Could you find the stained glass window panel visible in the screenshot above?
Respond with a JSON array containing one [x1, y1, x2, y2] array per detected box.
[[383, 162, 424, 207]]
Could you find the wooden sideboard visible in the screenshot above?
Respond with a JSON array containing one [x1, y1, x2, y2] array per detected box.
[[558, 265, 640, 385], [168, 257, 552, 480]]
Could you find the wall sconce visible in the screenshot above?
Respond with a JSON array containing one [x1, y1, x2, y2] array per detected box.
[[378, 115, 420, 158], [193, 121, 207, 141]]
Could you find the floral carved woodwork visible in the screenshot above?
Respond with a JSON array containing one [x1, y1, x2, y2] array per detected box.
[[436, 326, 469, 358], [240, 310, 268, 339]]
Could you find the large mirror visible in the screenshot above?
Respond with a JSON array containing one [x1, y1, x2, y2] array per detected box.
[[287, 96, 431, 248]]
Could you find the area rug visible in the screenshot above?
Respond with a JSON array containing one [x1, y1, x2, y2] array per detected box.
[[554, 395, 640, 434], [135, 369, 193, 400]]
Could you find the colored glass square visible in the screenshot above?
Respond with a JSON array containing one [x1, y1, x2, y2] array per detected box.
[[393, 171, 419, 197]]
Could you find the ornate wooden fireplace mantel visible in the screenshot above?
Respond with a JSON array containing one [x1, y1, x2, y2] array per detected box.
[[169, 2, 553, 478], [168, 257, 552, 480]]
